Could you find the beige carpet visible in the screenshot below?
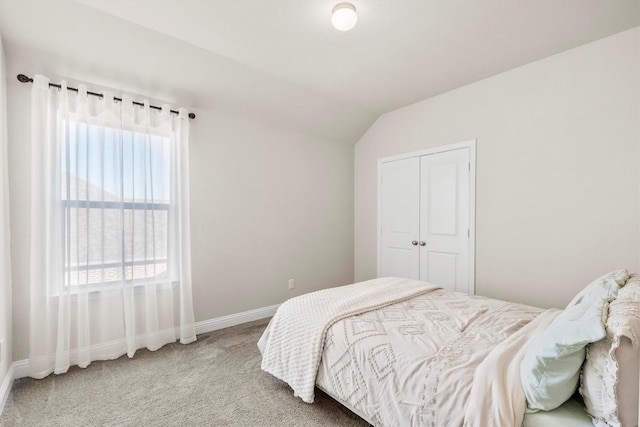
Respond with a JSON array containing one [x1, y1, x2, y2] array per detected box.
[[0, 319, 369, 426]]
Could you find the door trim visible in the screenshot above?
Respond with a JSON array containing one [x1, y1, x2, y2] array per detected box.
[[377, 139, 476, 294]]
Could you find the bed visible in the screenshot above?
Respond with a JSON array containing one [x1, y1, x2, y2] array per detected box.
[[258, 272, 639, 427]]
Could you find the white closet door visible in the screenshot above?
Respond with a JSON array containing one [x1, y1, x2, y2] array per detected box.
[[419, 148, 470, 292], [379, 157, 420, 279]]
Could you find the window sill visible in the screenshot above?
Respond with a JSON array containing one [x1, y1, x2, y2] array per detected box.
[[50, 280, 178, 301]]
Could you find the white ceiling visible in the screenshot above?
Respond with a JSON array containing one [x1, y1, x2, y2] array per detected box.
[[0, 0, 639, 142]]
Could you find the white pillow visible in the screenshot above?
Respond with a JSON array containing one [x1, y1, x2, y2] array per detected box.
[[580, 274, 639, 427], [566, 269, 628, 309], [521, 293, 609, 411]]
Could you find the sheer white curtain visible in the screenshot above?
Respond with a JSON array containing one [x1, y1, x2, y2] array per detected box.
[[29, 75, 196, 378]]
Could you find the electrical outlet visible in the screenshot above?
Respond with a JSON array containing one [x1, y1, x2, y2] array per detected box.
[[288, 279, 295, 290]]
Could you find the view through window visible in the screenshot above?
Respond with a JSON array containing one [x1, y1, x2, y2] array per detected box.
[[61, 121, 171, 287]]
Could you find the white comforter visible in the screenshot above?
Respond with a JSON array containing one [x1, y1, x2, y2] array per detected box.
[[315, 288, 558, 427], [258, 277, 439, 403], [259, 278, 560, 426]]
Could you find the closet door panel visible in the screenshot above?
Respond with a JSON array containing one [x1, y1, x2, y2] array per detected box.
[[426, 251, 457, 289], [379, 157, 420, 280], [419, 148, 470, 292], [428, 162, 458, 235]]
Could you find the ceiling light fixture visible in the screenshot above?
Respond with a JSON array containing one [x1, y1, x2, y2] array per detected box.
[[331, 2, 357, 31]]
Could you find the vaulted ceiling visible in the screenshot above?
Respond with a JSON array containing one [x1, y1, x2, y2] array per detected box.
[[1, 0, 639, 142]]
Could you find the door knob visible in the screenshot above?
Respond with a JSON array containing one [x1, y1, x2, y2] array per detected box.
[[411, 240, 418, 246], [419, 241, 426, 246]]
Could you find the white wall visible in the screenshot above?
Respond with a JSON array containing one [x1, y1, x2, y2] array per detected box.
[[355, 28, 640, 309], [188, 109, 354, 320], [7, 76, 354, 361], [0, 33, 12, 396]]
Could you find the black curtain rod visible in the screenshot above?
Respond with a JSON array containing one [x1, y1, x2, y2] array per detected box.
[[17, 74, 196, 120]]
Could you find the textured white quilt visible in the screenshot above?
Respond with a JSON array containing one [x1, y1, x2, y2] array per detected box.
[[258, 277, 439, 403], [314, 289, 556, 426]]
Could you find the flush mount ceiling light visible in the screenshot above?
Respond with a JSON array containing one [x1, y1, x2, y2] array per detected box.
[[331, 2, 357, 31]]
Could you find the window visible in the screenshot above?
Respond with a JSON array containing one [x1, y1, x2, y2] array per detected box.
[[29, 75, 196, 377], [61, 120, 172, 288]]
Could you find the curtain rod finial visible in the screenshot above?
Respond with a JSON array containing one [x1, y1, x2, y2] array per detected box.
[[17, 74, 33, 83]]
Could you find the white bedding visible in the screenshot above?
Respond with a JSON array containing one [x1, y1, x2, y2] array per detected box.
[[314, 288, 553, 426], [464, 309, 559, 426], [258, 277, 439, 403], [258, 279, 588, 426]]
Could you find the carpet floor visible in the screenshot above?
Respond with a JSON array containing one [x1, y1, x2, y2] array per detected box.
[[0, 319, 370, 426]]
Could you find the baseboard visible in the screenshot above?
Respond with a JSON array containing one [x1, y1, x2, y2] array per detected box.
[[6, 304, 280, 384], [194, 304, 279, 336], [0, 363, 15, 415], [9, 359, 28, 380]]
